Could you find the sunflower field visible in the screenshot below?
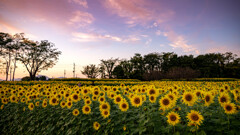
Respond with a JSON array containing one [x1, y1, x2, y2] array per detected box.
[[0, 81, 240, 134]]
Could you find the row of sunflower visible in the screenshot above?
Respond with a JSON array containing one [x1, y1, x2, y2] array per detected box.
[[0, 81, 240, 134]]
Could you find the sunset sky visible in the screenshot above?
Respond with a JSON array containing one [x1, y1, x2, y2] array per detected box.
[[0, 0, 240, 79]]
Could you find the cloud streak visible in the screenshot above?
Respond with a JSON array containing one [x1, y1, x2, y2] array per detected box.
[[67, 11, 94, 28], [103, 0, 174, 26]]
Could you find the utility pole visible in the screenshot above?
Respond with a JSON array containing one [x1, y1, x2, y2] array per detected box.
[[64, 70, 66, 78], [73, 63, 75, 78]]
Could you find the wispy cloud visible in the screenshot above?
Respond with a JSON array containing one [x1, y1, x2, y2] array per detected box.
[[68, 0, 88, 8], [72, 32, 141, 43], [67, 11, 94, 28], [165, 31, 199, 54], [72, 32, 122, 42], [103, 0, 174, 27]]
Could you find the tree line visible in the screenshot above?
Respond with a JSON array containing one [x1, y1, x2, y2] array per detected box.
[[82, 52, 240, 80], [0, 32, 61, 81]]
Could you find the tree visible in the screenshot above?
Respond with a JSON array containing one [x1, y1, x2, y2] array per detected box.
[[100, 58, 118, 78], [0, 32, 14, 81], [81, 64, 99, 78], [130, 53, 145, 80], [18, 40, 61, 80], [144, 53, 161, 72], [113, 65, 125, 79]]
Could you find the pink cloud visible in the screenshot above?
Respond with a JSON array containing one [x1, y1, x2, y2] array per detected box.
[[67, 11, 94, 28], [165, 30, 199, 54], [103, 0, 174, 26]]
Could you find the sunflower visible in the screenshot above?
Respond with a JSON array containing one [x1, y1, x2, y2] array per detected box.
[[71, 93, 80, 102], [166, 93, 177, 101], [28, 103, 34, 111], [42, 101, 47, 108], [223, 102, 237, 114], [98, 96, 105, 103], [119, 101, 129, 112], [93, 122, 100, 130], [187, 110, 204, 126], [218, 93, 231, 106], [114, 95, 123, 104], [60, 101, 66, 108], [99, 102, 110, 111], [10, 95, 17, 103], [159, 96, 172, 110], [1, 105, 4, 110], [182, 92, 197, 106], [93, 89, 100, 97], [147, 88, 158, 96], [21, 98, 26, 103], [131, 95, 143, 107], [72, 109, 80, 116], [85, 99, 92, 105], [195, 90, 202, 98], [92, 95, 98, 101], [35, 101, 40, 107], [67, 101, 73, 109], [204, 92, 214, 106], [101, 110, 110, 118], [82, 105, 91, 114], [166, 111, 181, 126], [49, 97, 59, 106], [149, 95, 157, 103]]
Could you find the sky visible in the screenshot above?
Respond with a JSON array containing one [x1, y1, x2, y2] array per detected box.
[[0, 0, 240, 79]]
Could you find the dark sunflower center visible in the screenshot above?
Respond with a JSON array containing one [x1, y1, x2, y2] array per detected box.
[[191, 114, 199, 121], [116, 97, 121, 102], [102, 104, 108, 109], [170, 115, 177, 121], [134, 98, 140, 104], [94, 91, 99, 95], [104, 111, 108, 115], [84, 90, 87, 93], [185, 94, 192, 101], [122, 103, 127, 108], [85, 107, 90, 111], [149, 90, 155, 94], [150, 96, 154, 100], [196, 92, 200, 96], [220, 97, 226, 103], [96, 123, 99, 127], [74, 111, 78, 114], [66, 94, 69, 97], [163, 99, 170, 105], [52, 98, 57, 103], [226, 105, 232, 111], [68, 102, 72, 106], [73, 95, 78, 100], [100, 98, 104, 101], [205, 96, 210, 102]]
